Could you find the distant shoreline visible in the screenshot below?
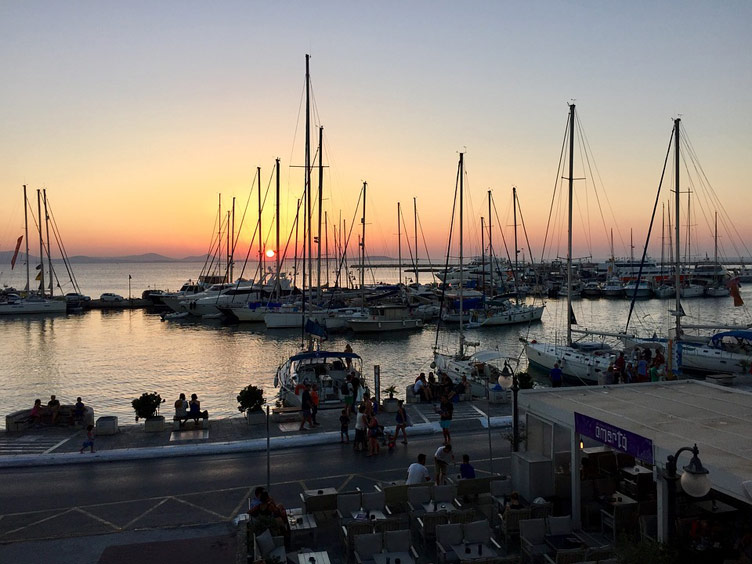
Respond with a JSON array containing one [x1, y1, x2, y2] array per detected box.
[[0, 251, 398, 264]]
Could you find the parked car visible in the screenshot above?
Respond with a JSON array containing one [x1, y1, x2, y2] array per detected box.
[[65, 292, 91, 303], [100, 293, 124, 302]]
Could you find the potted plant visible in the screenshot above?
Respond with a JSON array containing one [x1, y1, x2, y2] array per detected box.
[[237, 385, 266, 424], [131, 392, 165, 432], [381, 385, 400, 412]]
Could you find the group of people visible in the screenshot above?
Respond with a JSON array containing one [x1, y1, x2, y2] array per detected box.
[[173, 392, 205, 426], [30, 395, 87, 427], [413, 371, 471, 403], [549, 346, 668, 387], [405, 445, 476, 486]]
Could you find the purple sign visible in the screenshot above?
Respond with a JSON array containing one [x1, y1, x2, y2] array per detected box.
[[574, 412, 653, 464]]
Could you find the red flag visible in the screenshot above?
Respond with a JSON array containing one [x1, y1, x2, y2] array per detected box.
[[10, 236, 22, 270], [728, 277, 744, 307]]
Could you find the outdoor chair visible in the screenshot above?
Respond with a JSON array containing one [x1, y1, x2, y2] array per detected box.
[[531, 500, 553, 519], [384, 529, 419, 560], [353, 531, 383, 564], [252, 528, 286, 564], [433, 484, 458, 503], [584, 544, 614, 562], [463, 519, 494, 544], [490, 476, 513, 512], [407, 485, 432, 512], [361, 490, 387, 513], [374, 515, 409, 533], [449, 508, 476, 524], [499, 506, 531, 551], [520, 518, 550, 563], [337, 492, 362, 523], [547, 515, 573, 535], [416, 511, 449, 548], [435, 522, 464, 564], [638, 515, 657, 542], [342, 520, 376, 558], [543, 547, 586, 564]]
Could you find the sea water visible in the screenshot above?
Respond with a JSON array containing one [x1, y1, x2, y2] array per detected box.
[[1, 261, 749, 428]]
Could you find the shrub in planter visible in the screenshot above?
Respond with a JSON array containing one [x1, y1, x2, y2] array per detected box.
[[382, 385, 398, 400], [131, 392, 165, 421], [237, 385, 265, 414]]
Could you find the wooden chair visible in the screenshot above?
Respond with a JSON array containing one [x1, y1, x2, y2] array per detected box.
[[500, 506, 531, 551], [542, 547, 586, 564], [520, 518, 550, 563], [435, 522, 464, 564], [416, 512, 449, 548], [353, 532, 383, 564]]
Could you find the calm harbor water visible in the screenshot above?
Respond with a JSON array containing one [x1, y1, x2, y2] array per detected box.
[[1, 261, 750, 429]]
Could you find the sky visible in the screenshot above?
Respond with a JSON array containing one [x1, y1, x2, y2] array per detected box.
[[1, 1, 751, 266]]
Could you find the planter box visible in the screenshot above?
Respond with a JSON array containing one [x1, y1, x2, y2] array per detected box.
[[144, 415, 165, 432], [96, 416, 119, 436], [246, 410, 266, 425], [381, 398, 400, 413]]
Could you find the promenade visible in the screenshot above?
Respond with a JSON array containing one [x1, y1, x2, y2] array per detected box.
[[0, 399, 516, 564]]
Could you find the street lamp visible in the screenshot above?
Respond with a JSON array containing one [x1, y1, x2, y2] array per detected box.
[[499, 360, 520, 452], [664, 443, 711, 542]]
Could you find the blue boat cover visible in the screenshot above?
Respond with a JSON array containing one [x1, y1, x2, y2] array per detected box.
[[289, 351, 361, 362], [710, 330, 752, 345]]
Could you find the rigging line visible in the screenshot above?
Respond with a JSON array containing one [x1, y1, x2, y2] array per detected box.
[[228, 168, 261, 284], [625, 124, 674, 333], [434, 156, 462, 352], [45, 198, 80, 293], [515, 192, 545, 305], [540, 114, 570, 264], [332, 185, 364, 289], [398, 206, 416, 273], [415, 209, 436, 276]]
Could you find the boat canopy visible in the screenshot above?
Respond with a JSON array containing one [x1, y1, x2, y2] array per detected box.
[[710, 330, 752, 345], [289, 351, 362, 362]]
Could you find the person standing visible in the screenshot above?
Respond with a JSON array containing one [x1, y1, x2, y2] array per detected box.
[[310, 384, 320, 426], [438, 395, 453, 445], [614, 351, 626, 383], [354, 404, 367, 451], [367, 412, 381, 457], [79, 424, 95, 453], [339, 409, 350, 443], [406, 453, 431, 484], [549, 363, 563, 388], [434, 443, 454, 485], [395, 400, 408, 445], [299, 383, 314, 430]]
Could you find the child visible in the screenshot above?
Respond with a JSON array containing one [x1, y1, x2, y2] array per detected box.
[[460, 454, 476, 479], [80, 424, 95, 453], [339, 409, 350, 443]]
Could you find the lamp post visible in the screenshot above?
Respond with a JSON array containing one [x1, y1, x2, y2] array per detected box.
[[499, 360, 520, 453], [664, 443, 711, 542]]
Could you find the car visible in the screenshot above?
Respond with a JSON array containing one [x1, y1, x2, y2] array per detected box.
[[100, 293, 124, 302], [65, 292, 91, 303]]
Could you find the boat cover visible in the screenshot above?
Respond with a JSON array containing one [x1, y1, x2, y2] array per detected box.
[[288, 351, 362, 362], [710, 330, 752, 345]]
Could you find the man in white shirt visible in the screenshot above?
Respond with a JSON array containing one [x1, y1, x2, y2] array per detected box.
[[406, 453, 431, 485], [434, 443, 454, 485]]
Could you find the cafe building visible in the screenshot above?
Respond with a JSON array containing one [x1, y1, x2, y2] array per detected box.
[[511, 379, 752, 559]]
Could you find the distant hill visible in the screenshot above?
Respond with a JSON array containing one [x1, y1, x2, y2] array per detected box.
[[0, 251, 208, 264]]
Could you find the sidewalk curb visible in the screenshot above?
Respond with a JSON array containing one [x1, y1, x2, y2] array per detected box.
[[0, 416, 513, 469]]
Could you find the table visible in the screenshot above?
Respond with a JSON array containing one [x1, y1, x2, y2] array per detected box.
[[545, 534, 585, 551], [423, 501, 456, 513], [288, 513, 318, 546], [695, 500, 738, 515], [298, 551, 330, 564], [620, 465, 653, 478], [373, 552, 415, 564], [451, 543, 498, 561], [351, 509, 387, 521], [607, 491, 637, 508]]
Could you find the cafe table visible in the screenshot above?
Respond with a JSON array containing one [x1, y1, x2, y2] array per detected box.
[[695, 499, 738, 515], [373, 552, 415, 564], [545, 534, 585, 551], [351, 509, 387, 521], [298, 550, 330, 564], [423, 501, 456, 513], [451, 542, 498, 561], [288, 513, 318, 546]]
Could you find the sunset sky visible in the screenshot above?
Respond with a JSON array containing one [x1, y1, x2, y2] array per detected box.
[[1, 1, 751, 266]]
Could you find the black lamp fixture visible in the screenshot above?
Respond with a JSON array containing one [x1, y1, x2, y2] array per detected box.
[[664, 443, 711, 541], [499, 360, 520, 452]]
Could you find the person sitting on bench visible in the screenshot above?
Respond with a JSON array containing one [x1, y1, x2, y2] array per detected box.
[[188, 393, 208, 424], [174, 393, 190, 427]]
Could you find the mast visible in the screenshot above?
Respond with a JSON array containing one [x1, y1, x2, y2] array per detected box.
[[488, 189, 494, 297], [324, 211, 330, 289], [275, 158, 281, 299], [566, 104, 575, 346], [23, 185, 30, 293], [43, 189, 53, 296], [305, 54, 312, 294], [458, 152, 465, 355], [218, 194, 222, 279], [317, 126, 323, 295], [258, 167, 263, 282], [397, 202, 402, 285], [413, 197, 419, 285], [231, 197, 236, 282], [513, 187, 519, 303], [714, 211, 719, 281], [660, 203, 665, 282], [674, 118, 682, 338], [481, 216, 486, 295], [360, 181, 367, 309], [36, 189, 45, 296]]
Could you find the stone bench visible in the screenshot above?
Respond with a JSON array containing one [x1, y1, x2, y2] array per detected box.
[[6, 405, 94, 432], [172, 410, 209, 430], [271, 406, 300, 423]]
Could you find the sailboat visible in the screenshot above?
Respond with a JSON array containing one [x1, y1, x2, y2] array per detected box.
[[1, 187, 67, 315], [523, 105, 616, 383]]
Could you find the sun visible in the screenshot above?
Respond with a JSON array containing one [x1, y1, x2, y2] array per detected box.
[[265, 249, 275, 258]]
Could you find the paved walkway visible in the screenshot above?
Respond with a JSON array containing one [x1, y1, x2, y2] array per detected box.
[[0, 398, 514, 467]]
